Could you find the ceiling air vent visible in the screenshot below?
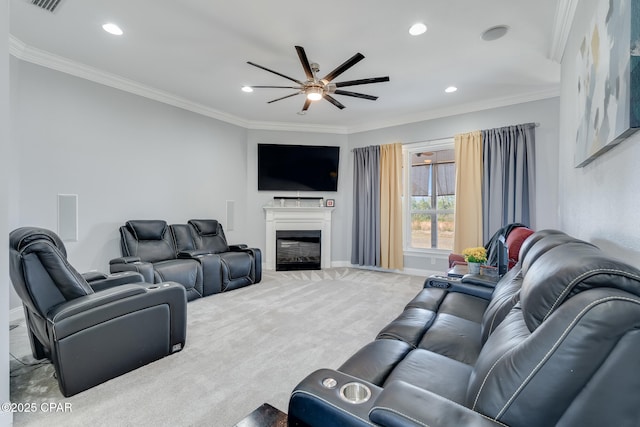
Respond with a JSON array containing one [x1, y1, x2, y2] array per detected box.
[[30, 0, 63, 13]]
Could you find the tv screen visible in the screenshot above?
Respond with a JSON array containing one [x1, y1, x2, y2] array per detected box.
[[258, 144, 340, 191]]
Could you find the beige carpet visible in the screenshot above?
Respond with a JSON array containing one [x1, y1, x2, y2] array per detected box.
[[9, 268, 426, 427]]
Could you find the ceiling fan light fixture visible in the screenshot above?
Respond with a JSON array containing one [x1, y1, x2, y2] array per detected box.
[[445, 86, 458, 93], [306, 87, 323, 101], [102, 23, 123, 36], [241, 86, 253, 93], [409, 22, 427, 36]]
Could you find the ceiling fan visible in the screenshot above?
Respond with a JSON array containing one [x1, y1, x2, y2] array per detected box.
[[247, 46, 390, 113]]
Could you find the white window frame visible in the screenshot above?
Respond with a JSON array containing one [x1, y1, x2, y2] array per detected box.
[[402, 138, 455, 255]]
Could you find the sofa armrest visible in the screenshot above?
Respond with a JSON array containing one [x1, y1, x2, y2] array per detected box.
[[178, 249, 214, 257], [229, 244, 248, 250], [369, 381, 505, 427], [289, 369, 382, 427], [109, 256, 141, 264], [424, 275, 494, 300], [82, 271, 108, 282], [88, 271, 145, 292], [47, 282, 186, 345], [109, 257, 154, 283], [228, 246, 262, 283]]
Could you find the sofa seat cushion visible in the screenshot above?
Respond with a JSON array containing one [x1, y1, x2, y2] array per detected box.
[[382, 349, 472, 404], [376, 308, 436, 347], [417, 313, 482, 365], [437, 292, 489, 323], [152, 259, 203, 301], [338, 339, 413, 387]]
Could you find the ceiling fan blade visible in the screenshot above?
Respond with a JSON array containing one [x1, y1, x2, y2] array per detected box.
[[251, 85, 301, 89], [295, 46, 314, 80], [247, 61, 304, 85], [302, 98, 312, 111], [267, 92, 301, 104], [321, 53, 365, 83], [335, 76, 390, 87], [323, 94, 346, 110], [334, 90, 378, 101]]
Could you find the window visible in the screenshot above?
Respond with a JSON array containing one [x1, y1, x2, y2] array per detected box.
[[404, 140, 455, 251]]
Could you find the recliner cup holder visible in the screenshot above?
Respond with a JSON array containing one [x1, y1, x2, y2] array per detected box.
[[339, 382, 371, 404], [147, 285, 160, 290]]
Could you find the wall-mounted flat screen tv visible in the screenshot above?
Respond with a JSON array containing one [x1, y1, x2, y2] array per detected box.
[[258, 143, 340, 191]]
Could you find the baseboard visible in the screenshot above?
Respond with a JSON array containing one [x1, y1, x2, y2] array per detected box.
[[10, 306, 24, 323]]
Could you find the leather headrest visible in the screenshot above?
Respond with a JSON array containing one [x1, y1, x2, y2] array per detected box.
[[521, 242, 640, 331], [520, 233, 595, 275], [126, 220, 168, 240], [10, 226, 67, 257], [517, 229, 566, 264], [188, 219, 219, 236]]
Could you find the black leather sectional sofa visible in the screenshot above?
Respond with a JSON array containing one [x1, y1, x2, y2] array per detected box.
[[288, 230, 640, 426], [109, 219, 261, 301]]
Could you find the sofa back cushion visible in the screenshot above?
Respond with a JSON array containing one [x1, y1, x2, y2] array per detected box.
[[520, 242, 640, 331], [170, 224, 195, 252], [188, 219, 230, 253], [121, 220, 177, 263]]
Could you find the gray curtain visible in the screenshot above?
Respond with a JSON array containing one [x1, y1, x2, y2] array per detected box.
[[351, 145, 380, 266], [482, 123, 536, 244]]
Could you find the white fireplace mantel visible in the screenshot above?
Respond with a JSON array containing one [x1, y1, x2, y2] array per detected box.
[[264, 205, 335, 270]]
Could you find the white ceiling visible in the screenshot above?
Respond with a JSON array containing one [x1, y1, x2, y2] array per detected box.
[[9, 0, 567, 133]]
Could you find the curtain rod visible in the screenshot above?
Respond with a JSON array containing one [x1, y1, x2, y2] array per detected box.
[[352, 123, 540, 150]]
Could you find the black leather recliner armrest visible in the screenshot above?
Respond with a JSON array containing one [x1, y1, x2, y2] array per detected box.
[[109, 256, 141, 264], [289, 369, 382, 427], [369, 381, 505, 427], [109, 257, 154, 283], [229, 244, 248, 250], [177, 249, 214, 258], [424, 275, 494, 300], [82, 271, 109, 282], [88, 271, 145, 292]]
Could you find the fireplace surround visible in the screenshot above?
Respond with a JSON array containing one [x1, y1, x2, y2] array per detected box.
[[264, 204, 334, 270]]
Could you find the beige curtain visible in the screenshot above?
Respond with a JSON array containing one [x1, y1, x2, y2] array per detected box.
[[453, 131, 483, 254], [380, 143, 403, 269]]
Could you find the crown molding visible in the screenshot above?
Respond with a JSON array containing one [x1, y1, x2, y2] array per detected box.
[[9, 35, 253, 128], [9, 35, 559, 136], [345, 88, 560, 134], [549, 0, 580, 63]]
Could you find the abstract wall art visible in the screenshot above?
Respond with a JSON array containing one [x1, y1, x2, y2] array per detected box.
[[574, 0, 640, 167]]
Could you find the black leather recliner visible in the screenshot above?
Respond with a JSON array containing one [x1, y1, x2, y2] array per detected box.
[[110, 219, 261, 299], [185, 219, 262, 292], [9, 227, 187, 397], [110, 220, 205, 301]]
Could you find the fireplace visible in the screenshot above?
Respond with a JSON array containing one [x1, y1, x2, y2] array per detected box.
[[276, 230, 321, 271]]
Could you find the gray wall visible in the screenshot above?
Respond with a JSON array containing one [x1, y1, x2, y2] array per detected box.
[[558, 0, 640, 267], [2, 0, 12, 423]]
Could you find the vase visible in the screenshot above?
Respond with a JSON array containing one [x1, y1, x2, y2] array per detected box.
[[468, 262, 481, 274]]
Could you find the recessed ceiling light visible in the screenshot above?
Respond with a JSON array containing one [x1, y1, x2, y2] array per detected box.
[[102, 23, 123, 36], [409, 23, 427, 36], [241, 86, 253, 93], [445, 86, 458, 93], [481, 25, 509, 41]]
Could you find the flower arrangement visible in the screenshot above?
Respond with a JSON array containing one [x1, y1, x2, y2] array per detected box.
[[462, 246, 487, 264]]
